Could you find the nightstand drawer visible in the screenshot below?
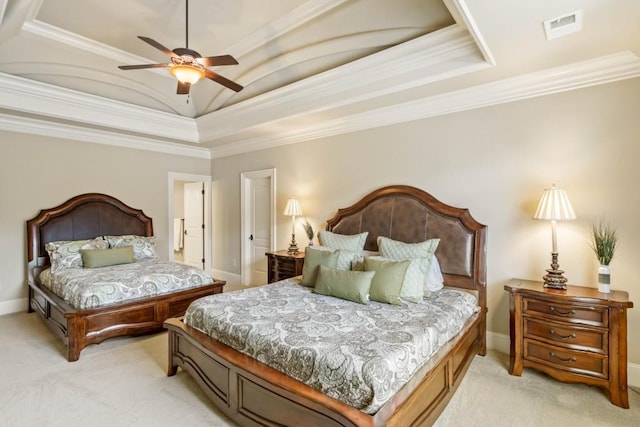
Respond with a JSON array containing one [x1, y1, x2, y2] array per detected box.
[[523, 298, 608, 327], [524, 318, 607, 354], [524, 339, 608, 379]]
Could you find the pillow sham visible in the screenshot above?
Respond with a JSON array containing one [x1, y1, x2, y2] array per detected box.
[[80, 246, 135, 268], [313, 245, 363, 271], [366, 256, 423, 302], [365, 257, 414, 305], [317, 230, 368, 252], [377, 236, 440, 259], [301, 247, 339, 286], [105, 235, 157, 260], [46, 237, 109, 271], [313, 265, 374, 305]]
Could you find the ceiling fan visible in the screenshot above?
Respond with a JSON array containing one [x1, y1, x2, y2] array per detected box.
[[118, 0, 242, 95]]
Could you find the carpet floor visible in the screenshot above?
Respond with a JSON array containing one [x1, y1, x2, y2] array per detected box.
[[1, 312, 638, 426]]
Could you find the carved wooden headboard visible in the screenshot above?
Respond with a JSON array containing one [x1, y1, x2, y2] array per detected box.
[[26, 193, 153, 283], [326, 185, 487, 300]]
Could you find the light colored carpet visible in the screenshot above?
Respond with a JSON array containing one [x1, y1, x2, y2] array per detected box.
[[1, 311, 638, 426]]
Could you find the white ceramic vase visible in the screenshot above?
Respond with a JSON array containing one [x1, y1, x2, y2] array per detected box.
[[598, 264, 611, 293]]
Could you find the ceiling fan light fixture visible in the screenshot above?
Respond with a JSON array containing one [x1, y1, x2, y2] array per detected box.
[[170, 64, 204, 85]]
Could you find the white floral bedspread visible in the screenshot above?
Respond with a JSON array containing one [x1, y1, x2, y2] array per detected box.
[[184, 279, 478, 414], [39, 260, 213, 310]]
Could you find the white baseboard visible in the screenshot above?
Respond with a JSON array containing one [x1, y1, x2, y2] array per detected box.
[[211, 269, 241, 287], [486, 331, 640, 388], [0, 297, 27, 316]]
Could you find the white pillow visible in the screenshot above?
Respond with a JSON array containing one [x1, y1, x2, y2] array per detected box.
[[427, 256, 445, 291], [318, 230, 368, 252]]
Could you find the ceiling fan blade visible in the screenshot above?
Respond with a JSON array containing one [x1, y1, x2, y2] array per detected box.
[[138, 36, 179, 58], [196, 55, 239, 67], [204, 69, 243, 92], [177, 81, 191, 95], [118, 63, 169, 70]]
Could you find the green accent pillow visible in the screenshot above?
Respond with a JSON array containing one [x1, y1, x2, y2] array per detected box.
[[364, 257, 410, 305], [378, 236, 440, 296], [312, 245, 363, 271], [367, 256, 424, 302], [313, 265, 374, 304], [301, 246, 340, 286], [317, 230, 368, 252], [80, 246, 135, 268]]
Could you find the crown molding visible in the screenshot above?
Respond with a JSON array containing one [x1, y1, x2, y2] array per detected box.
[[0, 113, 210, 159], [197, 25, 480, 142], [210, 51, 640, 158], [0, 72, 198, 142]]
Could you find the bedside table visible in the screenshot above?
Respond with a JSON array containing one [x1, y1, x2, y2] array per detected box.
[[266, 250, 305, 283], [505, 278, 633, 408]]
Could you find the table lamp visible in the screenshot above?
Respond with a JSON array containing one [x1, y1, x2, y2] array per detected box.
[[533, 184, 576, 289], [284, 197, 303, 254]]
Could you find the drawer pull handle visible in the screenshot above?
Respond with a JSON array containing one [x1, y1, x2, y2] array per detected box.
[[549, 351, 576, 363], [549, 307, 576, 317], [549, 329, 576, 340]]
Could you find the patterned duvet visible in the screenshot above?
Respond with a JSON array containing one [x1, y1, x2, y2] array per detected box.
[[184, 278, 478, 414], [39, 260, 213, 310]]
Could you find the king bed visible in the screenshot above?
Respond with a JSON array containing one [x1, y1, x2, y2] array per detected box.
[[26, 193, 225, 362], [165, 185, 487, 426]]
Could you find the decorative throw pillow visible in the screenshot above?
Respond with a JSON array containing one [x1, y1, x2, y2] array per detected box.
[[313, 245, 363, 271], [378, 236, 440, 295], [364, 257, 410, 305], [317, 230, 368, 252], [377, 236, 440, 259], [313, 265, 374, 304], [105, 235, 157, 260], [46, 237, 109, 271], [80, 246, 135, 268], [367, 256, 423, 302], [301, 247, 339, 286]]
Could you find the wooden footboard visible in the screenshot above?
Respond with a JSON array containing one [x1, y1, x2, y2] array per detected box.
[[165, 310, 484, 427], [29, 280, 224, 361]]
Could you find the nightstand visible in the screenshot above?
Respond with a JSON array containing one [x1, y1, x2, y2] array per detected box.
[[505, 278, 633, 408], [266, 250, 305, 283]]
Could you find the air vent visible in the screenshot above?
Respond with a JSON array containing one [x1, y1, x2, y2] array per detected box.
[[543, 10, 583, 40]]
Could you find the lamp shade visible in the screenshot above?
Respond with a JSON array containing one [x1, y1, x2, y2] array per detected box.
[[283, 197, 303, 216], [533, 185, 576, 221]]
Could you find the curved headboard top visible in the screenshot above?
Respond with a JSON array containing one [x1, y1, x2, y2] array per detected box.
[[27, 193, 153, 271], [326, 185, 487, 293]]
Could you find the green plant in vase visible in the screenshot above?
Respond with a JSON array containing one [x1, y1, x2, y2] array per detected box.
[[302, 220, 314, 246], [591, 219, 618, 293]]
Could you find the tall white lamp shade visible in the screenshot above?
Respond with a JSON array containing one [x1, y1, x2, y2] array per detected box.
[[284, 197, 303, 254], [533, 184, 576, 289]]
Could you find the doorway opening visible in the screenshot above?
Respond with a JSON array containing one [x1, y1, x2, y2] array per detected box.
[[168, 173, 212, 273], [240, 169, 276, 286]]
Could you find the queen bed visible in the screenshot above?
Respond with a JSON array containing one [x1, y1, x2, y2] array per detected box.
[[26, 193, 225, 362], [165, 185, 487, 426]]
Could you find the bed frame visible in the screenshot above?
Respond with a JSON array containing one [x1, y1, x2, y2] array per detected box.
[[26, 193, 224, 362], [165, 185, 487, 426]]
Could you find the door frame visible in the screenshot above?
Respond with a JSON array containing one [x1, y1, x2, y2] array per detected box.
[[168, 172, 212, 273], [240, 168, 276, 286]]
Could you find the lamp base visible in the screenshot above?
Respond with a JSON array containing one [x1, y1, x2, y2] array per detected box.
[[287, 234, 299, 255], [542, 252, 568, 290]]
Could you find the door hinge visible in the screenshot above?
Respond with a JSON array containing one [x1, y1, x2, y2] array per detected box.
[[201, 224, 205, 229]]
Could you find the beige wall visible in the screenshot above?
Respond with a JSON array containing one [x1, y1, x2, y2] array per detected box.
[[0, 132, 210, 306], [212, 77, 640, 364]]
